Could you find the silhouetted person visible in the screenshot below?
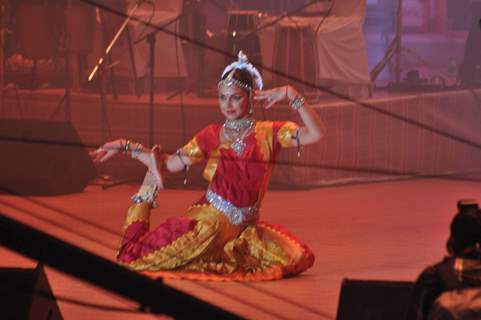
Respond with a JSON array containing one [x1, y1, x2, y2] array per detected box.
[[406, 206, 481, 320]]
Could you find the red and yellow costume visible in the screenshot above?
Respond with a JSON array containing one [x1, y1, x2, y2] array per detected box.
[[117, 121, 315, 281]]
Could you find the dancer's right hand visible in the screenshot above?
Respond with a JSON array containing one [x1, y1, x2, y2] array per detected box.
[[89, 139, 123, 163]]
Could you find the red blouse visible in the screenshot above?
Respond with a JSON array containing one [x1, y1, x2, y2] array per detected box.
[[181, 121, 299, 208]]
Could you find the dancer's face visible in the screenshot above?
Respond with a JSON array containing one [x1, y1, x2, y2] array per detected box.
[[218, 84, 250, 120]]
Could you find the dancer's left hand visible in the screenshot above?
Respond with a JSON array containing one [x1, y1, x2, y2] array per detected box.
[[89, 140, 123, 163], [253, 85, 299, 109]]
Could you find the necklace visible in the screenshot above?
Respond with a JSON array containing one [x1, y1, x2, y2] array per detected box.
[[222, 118, 255, 155], [223, 118, 254, 131]]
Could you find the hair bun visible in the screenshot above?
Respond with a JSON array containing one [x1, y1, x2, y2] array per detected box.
[[238, 51, 248, 65], [220, 51, 263, 91]]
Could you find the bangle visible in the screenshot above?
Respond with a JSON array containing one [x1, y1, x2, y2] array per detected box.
[[131, 142, 144, 159], [121, 140, 144, 158], [289, 95, 305, 111], [123, 140, 131, 153], [131, 184, 159, 208]]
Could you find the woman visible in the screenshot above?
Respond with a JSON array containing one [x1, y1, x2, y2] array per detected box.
[[91, 52, 327, 281]]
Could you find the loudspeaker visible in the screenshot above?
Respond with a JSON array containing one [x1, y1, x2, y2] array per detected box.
[[0, 119, 96, 195], [336, 279, 414, 320], [0, 264, 63, 320]]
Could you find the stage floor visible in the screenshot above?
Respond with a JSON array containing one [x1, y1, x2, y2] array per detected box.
[[1, 178, 480, 319]]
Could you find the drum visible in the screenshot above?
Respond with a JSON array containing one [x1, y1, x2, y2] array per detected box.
[[225, 10, 262, 67], [272, 22, 318, 93]]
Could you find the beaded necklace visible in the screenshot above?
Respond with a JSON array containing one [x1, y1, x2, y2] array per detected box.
[[222, 118, 255, 155]]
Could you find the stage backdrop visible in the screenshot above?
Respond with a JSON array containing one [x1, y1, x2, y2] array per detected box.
[[2, 89, 481, 189]]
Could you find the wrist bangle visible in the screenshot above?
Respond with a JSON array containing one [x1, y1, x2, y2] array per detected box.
[[131, 184, 159, 208], [289, 95, 305, 111], [131, 142, 144, 159], [123, 140, 131, 153]]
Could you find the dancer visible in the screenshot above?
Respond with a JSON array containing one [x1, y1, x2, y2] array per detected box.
[[91, 52, 326, 281]]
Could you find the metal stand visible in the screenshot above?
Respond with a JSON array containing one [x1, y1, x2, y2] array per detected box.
[[132, 14, 184, 147], [88, 2, 141, 83], [147, 31, 156, 148], [48, 47, 73, 121], [370, 0, 403, 84], [126, 25, 141, 97], [65, 52, 72, 121], [97, 23, 177, 189], [394, 0, 403, 84], [87, 2, 145, 188], [98, 64, 112, 142], [85, 1, 141, 141]]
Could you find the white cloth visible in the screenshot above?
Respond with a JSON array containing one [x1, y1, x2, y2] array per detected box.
[[331, 0, 366, 20]]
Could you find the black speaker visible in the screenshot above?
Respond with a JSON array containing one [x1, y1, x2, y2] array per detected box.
[[0, 119, 96, 195], [336, 279, 414, 320], [0, 264, 63, 320]]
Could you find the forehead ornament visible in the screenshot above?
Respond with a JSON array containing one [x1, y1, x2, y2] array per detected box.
[[218, 51, 263, 91]]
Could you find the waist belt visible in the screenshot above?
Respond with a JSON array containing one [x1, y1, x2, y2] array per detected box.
[[205, 188, 259, 225]]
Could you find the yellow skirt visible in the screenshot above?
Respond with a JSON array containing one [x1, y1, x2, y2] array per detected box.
[[117, 203, 315, 281]]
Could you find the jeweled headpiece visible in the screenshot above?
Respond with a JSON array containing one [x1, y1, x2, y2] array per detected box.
[[219, 51, 263, 91]]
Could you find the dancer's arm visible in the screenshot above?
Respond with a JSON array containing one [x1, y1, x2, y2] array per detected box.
[[89, 139, 192, 174], [254, 85, 326, 146], [164, 153, 193, 173]]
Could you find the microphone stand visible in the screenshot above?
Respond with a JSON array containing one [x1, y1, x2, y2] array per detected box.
[[87, 1, 143, 188], [94, 6, 183, 187], [87, 1, 143, 141], [133, 14, 184, 147], [147, 31, 156, 148], [87, 1, 141, 83]]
